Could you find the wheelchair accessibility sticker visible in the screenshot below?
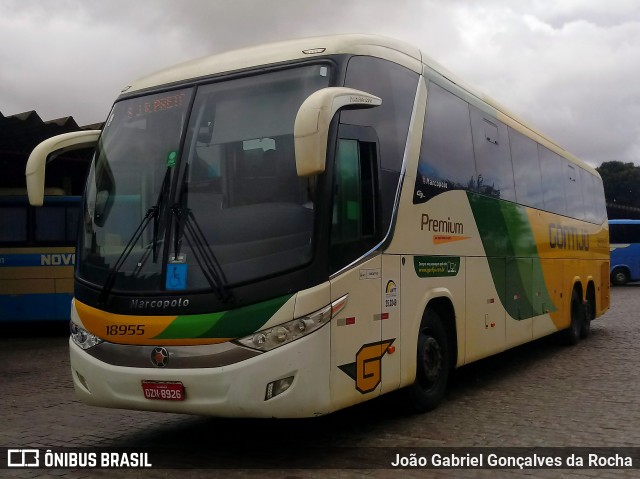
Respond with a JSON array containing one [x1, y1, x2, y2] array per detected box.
[[166, 257, 187, 290]]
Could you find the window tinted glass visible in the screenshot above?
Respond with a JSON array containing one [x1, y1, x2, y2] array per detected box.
[[332, 139, 363, 243], [539, 146, 567, 215], [330, 138, 377, 272], [565, 163, 585, 220], [414, 82, 475, 203], [0, 206, 27, 242], [342, 56, 417, 236], [470, 107, 515, 201], [610, 223, 640, 243], [35, 207, 66, 242], [66, 204, 80, 242], [342, 56, 418, 172], [593, 176, 607, 223], [509, 128, 544, 208], [177, 66, 327, 287], [579, 167, 598, 223]]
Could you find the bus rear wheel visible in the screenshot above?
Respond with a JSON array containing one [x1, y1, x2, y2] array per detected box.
[[405, 309, 450, 412], [563, 289, 584, 346], [581, 290, 595, 339], [611, 268, 629, 286]]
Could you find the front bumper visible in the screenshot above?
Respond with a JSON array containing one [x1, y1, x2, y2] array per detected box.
[[69, 323, 333, 418]]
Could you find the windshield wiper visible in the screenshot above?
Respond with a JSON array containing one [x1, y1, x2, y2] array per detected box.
[[171, 204, 231, 303], [171, 165, 232, 302], [130, 167, 173, 275], [98, 206, 157, 306], [98, 167, 172, 306]]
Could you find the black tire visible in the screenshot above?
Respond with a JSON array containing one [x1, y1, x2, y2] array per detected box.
[[564, 289, 583, 346], [611, 268, 629, 286], [581, 291, 594, 339], [405, 309, 450, 412]]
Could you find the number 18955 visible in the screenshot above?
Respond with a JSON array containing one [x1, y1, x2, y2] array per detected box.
[[105, 324, 145, 336]]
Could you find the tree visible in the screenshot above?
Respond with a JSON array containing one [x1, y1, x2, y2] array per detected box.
[[596, 161, 640, 207]]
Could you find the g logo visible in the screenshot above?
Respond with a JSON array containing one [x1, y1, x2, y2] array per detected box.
[[339, 339, 395, 394]]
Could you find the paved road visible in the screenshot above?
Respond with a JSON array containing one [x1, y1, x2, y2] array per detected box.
[[2, 286, 639, 478]]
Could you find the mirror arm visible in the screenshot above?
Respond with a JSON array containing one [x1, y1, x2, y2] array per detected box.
[[294, 88, 381, 177], [26, 130, 101, 206]]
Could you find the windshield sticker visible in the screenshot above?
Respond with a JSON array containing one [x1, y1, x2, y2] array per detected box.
[[166, 262, 188, 290], [385, 280, 398, 308], [166, 151, 178, 168], [359, 268, 381, 280], [414, 256, 460, 278]]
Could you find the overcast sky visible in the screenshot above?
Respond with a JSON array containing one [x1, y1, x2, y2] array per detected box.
[[1, 0, 639, 167]]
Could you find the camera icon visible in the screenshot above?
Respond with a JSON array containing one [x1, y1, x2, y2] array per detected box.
[[7, 449, 39, 467]]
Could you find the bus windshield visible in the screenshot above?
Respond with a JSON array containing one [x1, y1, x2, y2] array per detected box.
[[78, 65, 330, 293]]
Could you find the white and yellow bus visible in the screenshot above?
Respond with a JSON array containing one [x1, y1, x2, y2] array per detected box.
[[26, 34, 609, 417]]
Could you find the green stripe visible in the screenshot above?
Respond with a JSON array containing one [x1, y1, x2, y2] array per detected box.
[[468, 193, 556, 319], [153, 294, 294, 340]]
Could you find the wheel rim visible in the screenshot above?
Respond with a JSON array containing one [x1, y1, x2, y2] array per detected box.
[[420, 335, 443, 385], [615, 272, 626, 284]]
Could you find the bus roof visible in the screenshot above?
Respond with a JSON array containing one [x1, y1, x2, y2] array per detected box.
[[123, 33, 597, 177], [125, 34, 423, 94]]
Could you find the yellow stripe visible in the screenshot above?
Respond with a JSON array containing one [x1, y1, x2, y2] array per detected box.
[[1, 279, 55, 294], [75, 300, 231, 346], [0, 266, 74, 280], [433, 235, 470, 245], [55, 278, 74, 293]]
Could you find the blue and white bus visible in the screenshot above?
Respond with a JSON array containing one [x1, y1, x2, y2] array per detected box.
[[609, 219, 640, 285], [0, 191, 82, 322]]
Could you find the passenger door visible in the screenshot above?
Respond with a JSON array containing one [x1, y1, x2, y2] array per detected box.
[[329, 131, 389, 409]]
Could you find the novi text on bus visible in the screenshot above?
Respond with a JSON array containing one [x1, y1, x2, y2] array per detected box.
[[26, 35, 609, 417]]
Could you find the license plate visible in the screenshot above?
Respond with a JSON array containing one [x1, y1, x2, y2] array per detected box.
[[141, 381, 185, 401]]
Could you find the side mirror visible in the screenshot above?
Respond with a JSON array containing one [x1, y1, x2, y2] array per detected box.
[[294, 88, 381, 177], [26, 130, 101, 206]]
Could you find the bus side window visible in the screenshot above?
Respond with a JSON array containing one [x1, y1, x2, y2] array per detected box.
[[342, 55, 418, 236], [470, 107, 515, 201], [35, 207, 66, 243], [593, 177, 607, 224], [66, 203, 81, 241], [330, 138, 377, 271], [414, 82, 476, 202], [609, 224, 623, 243], [580, 167, 598, 224], [0, 205, 27, 243], [510, 127, 544, 209], [565, 163, 586, 221], [539, 146, 568, 216]]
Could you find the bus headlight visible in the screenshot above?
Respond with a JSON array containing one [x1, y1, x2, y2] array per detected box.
[[235, 294, 348, 352], [70, 320, 104, 350]]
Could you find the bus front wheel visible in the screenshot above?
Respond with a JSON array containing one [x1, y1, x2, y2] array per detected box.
[[611, 268, 629, 286], [405, 309, 450, 412]]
